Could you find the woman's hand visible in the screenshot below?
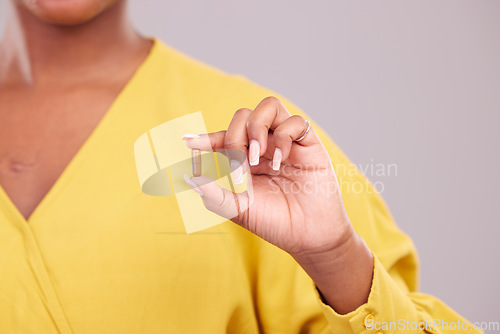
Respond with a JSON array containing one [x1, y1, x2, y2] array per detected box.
[[183, 96, 350, 256], [183, 96, 373, 314]]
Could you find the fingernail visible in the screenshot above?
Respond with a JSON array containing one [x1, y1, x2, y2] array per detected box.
[[183, 174, 204, 196], [272, 148, 282, 171], [181, 133, 200, 140], [230, 160, 243, 185], [249, 139, 260, 166]]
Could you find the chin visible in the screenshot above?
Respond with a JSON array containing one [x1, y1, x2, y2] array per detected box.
[[18, 0, 119, 25]]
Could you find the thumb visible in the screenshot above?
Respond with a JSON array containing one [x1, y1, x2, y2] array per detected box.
[[183, 174, 249, 222]]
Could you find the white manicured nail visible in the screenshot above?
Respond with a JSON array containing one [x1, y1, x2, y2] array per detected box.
[[249, 140, 260, 166], [183, 174, 204, 196], [272, 148, 282, 171], [181, 133, 200, 140], [230, 160, 243, 185]]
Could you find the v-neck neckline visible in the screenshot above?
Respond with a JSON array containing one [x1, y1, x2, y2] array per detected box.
[[0, 38, 160, 227]]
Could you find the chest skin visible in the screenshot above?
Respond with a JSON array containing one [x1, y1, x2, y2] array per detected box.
[[0, 82, 123, 220]]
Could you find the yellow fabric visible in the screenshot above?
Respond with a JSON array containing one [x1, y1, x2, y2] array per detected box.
[[0, 39, 480, 334]]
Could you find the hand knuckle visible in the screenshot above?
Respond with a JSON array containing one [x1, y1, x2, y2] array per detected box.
[[224, 138, 241, 149], [262, 96, 280, 105], [273, 128, 288, 141], [235, 108, 251, 116]]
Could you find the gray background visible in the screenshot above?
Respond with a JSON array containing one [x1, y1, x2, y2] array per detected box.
[[1, 0, 499, 325]]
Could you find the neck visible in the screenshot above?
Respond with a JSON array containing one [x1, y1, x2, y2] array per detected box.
[[0, 1, 149, 86]]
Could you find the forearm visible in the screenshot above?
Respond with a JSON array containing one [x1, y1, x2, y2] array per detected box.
[[293, 230, 374, 315]]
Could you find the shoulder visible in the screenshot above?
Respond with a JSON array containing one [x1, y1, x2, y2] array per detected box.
[[149, 39, 297, 120], [145, 38, 352, 170]]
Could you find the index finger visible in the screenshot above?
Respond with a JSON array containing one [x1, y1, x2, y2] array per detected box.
[[182, 131, 225, 151]]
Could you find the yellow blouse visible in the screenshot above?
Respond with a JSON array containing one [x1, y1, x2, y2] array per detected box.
[[0, 39, 480, 334]]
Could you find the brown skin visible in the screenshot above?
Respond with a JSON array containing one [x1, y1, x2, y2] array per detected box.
[[0, 0, 152, 219], [14, 0, 120, 25], [0, 0, 373, 315]]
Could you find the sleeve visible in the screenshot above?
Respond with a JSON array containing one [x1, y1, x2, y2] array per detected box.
[[302, 109, 483, 334], [225, 76, 481, 334]]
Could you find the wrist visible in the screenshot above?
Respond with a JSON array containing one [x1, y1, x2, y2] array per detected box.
[[291, 222, 357, 267], [293, 232, 374, 314]]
